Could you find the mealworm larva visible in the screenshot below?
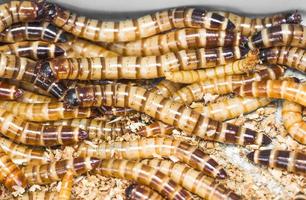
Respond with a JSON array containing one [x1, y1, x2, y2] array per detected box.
[[248, 24, 306, 49], [64, 83, 271, 146], [193, 97, 272, 121], [247, 149, 306, 175], [0, 136, 50, 165], [259, 47, 306, 73], [98, 105, 136, 116], [0, 22, 71, 43], [22, 156, 100, 185], [125, 184, 164, 200], [0, 81, 23, 100], [172, 65, 284, 104], [0, 148, 27, 191], [10, 191, 58, 200], [16, 90, 55, 104], [58, 169, 74, 200], [282, 100, 306, 144], [216, 11, 302, 37], [94, 159, 192, 200], [77, 137, 227, 179], [150, 80, 183, 98], [294, 192, 306, 200], [103, 28, 246, 56], [138, 121, 175, 137], [142, 158, 242, 200], [234, 80, 306, 107]]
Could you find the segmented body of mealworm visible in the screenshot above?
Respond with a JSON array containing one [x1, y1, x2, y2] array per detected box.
[[10, 191, 58, 200], [172, 65, 284, 104], [234, 80, 306, 107], [216, 11, 302, 37], [282, 100, 306, 144], [0, 81, 23, 100], [0, 148, 27, 191], [247, 149, 306, 175], [0, 22, 71, 43], [64, 83, 271, 146], [16, 90, 55, 103], [103, 28, 246, 56], [22, 156, 100, 185], [94, 159, 192, 200], [58, 169, 74, 200], [0, 136, 50, 165], [248, 24, 306, 49], [150, 80, 183, 98], [99, 105, 136, 116], [77, 137, 226, 179], [138, 121, 175, 137], [294, 192, 306, 200], [125, 184, 164, 200], [142, 159, 242, 200]]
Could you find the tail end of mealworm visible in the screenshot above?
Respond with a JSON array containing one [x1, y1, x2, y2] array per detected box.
[[217, 168, 228, 179], [226, 19, 236, 30], [246, 151, 255, 162], [240, 46, 250, 58], [261, 134, 272, 146], [14, 89, 24, 99], [55, 46, 66, 57]]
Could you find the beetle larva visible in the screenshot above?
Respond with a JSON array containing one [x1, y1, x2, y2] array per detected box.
[[282, 100, 306, 144], [150, 80, 183, 98], [0, 148, 27, 191], [99, 105, 136, 116], [234, 80, 306, 107], [58, 169, 74, 200], [138, 121, 175, 137], [248, 24, 306, 49], [0, 41, 65, 60], [77, 137, 227, 179], [172, 65, 284, 104], [10, 191, 58, 200], [103, 28, 246, 56], [0, 136, 50, 165], [125, 184, 164, 200], [22, 156, 100, 185], [94, 159, 192, 200], [16, 90, 55, 104], [64, 83, 271, 146], [294, 192, 306, 200], [0, 22, 71, 43], [0, 81, 23, 100], [247, 149, 306, 175], [142, 159, 242, 200], [216, 11, 302, 37]]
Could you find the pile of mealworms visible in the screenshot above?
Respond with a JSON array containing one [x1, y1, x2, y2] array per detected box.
[[0, 0, 304, 199]]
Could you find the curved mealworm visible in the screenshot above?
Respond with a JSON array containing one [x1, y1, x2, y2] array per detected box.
[[125, 184, 164, 200], [10, 191, 58, 200], [247, 149, 306, 175], [94, 159, 192, 200], [103, 28, 246, 56], [172, 65, 284, 104], [98, 105, 136, 116], [142, 158, 242, 200], [282, 100, 306, 144], [22, 156, 100, 185], [234, 80, 306, 107], [64, 83, 271, 146], [58, 169, 74, 200], [138, 121, 175, 137], [294, 192, 306, 200], [248, 24, 306, 49], [16, 90, 55, 103], [77, 137, 227, 179], [0, 81, 23, 100], [150, 80, 183, 98], [0, 22, 71, 43]]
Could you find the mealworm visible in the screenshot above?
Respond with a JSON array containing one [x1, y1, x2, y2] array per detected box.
[[0, 81, 23, 100], [77, 137, 227, 179], [0, 148, 27, 191], [165, 49, 260, 83], [294, 192, 306, 200], [150, 80, 183, 98], [282, 100, 306, 144], [142, 159, 242, 200], [247, 149, 306, 175], [98, 105, 136, 116], [259, 47, 306, 73], [138, 121, 175, 137], [64, 83, 271, 146], [0, 136, 50, 165], [172, 65, 284, 104], [103, 28, 246, 56], [16, 90, 55, 103], [22, 156, 100, 185], [0, 22, 71, 43], [94, 159, 192, 200], [58, 169, 74, 200], [248, 24, 306, 49], [10, 191, 58, 200], [216, 11, 302, 36], [234, 80, 306, 107], [125, 184, 164, 200]]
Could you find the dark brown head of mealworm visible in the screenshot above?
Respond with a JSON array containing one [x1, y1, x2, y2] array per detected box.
[[38, 61, 56, 78], [37, 1, 58, 20], [239, 35, 249, 48], [78, 128, 89, 141], [14, 88, 24, 99], [285, 11, 302, 24], [64, 88, 81, 107]]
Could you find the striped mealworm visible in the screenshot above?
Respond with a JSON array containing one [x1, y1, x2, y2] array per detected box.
[[50, 4, 235, 42], [103, 28, 246, 56], [216, 11, 302, 36], [0, 148, 27, 191], [58, 169, 74, 200], [138, 121, 175, 137], [150, 80, 183, 98], [10, 191, 58, 200], [172, 65, 284, 104], [77, 137, 227, 179], [260, 47, 306, 73], [0, 22, 71, 43], [166, 49, 260, 83], [142, 158, 242, 200], [247, 149, 306, 175], [22, 156, 100, 185], [98, 105, 136, 116], [282, 100, 306, 144], [64, 83, 271, 146], [0, 136, 50, 165], [248, 24, 306, 49], [126, 184, 164, 200], [16, 90, 55, 103], [234, 80, 306, 107], [0, 81, 23, 100], [294, 192, 306, 200], [94, 159, 192, 200]]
